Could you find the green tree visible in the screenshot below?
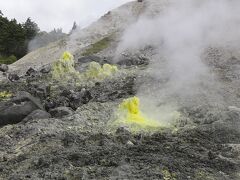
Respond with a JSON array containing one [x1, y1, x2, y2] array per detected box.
[[0, 13, 28, 60], [23, 17, 39, 41]]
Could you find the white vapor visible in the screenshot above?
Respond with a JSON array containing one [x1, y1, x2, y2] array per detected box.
[[116, 0, 240, 123]]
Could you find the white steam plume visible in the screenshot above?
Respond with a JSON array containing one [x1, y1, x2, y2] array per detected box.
[[115, 0, 240, 123]]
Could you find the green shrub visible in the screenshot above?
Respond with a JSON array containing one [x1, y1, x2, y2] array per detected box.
[[0, 55, 17, 64]]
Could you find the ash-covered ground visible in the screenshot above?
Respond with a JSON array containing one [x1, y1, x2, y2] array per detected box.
[[0, 49, 240, 180]]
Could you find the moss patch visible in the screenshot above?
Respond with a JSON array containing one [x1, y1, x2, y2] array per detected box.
[[81, 37, 111, 56]]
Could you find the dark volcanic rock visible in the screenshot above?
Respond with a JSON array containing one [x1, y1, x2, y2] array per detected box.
[[23, 109, 51, 122], [90, 76, 137, 102], [78, 55, 102, 63], [8, 73, 20, 82], [44, 99, 57, 112], [49, 107, 73, 118], [0, 92, 43, 126], [68, 89, 92, 110], [26, 67, 37, 77], [0, 101, 38, 126], [13, 91, 43, 110], [40, 65, 51, 74], [78, 55, 110, 64], [117, 55, 149, 66], [55, 96, 70, 107], [0, 64, 8, 72], [29, 83, 51, 100], [0, 91, 44, 126], [115, 127, 132, 144]]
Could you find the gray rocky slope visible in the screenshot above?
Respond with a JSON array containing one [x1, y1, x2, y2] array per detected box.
[[1, 0, 240, 179]]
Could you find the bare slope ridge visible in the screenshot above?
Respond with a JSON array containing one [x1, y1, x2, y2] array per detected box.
[[10, 0, 173, 74], [9, 1, 142, 73]]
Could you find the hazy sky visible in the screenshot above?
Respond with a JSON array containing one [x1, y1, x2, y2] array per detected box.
[[0, 0, 132, 32]]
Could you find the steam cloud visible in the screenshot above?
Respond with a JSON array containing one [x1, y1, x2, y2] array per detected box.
[[115, 0, 240, 123]]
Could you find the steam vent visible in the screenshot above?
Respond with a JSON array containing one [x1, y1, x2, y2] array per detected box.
[[1, 0, 240, 179]]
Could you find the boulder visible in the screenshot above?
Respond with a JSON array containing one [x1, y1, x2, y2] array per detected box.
[[26, 67, 37, 77], [8, 73, 20, 82], [0, 64, 8, 72], [29, 84, 51, 100], [0, 91, 43, 126], [68, 89, 92, 110], [23, 109, 51, 122], [49, 107, 73, 118], [13, 91, 43, 109], [40, 65, 51, 74]]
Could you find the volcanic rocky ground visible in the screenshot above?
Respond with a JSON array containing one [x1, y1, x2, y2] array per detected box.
[[0, 49, 240, 180], [1, 0, 240, 180]]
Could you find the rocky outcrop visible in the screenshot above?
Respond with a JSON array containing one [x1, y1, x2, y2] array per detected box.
[[23, 109, 51, 122], [0, 64, 8, 72], [0, 91, 43, 126]]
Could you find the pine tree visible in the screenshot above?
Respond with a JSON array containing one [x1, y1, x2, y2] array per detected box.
[[0, 15, 40, 60], [23, 17, 40, 40]]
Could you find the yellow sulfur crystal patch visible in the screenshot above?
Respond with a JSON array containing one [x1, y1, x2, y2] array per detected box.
[[62, 51, 74, 61], [117, 97, 161, 129], [85, 62, 118, 80], [102, 64, 118, 76], [0, 91, 12, 100], [52, 51, 77, 80], [51, 51, 118, 83]]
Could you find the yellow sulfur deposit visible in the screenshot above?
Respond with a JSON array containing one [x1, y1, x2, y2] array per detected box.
[[117, 96, 161, 129], [85, 62, 118, 80], [85, 62, 103, 79], [62, 51, 74, 61], [52, 51, 78, 80], [52, 51, 118, 83], [0, 91, 12, 100], [102, 64, 118, 76]]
